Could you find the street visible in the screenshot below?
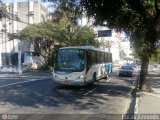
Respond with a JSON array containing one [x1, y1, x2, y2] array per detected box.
[[0, 68, 137, 120]]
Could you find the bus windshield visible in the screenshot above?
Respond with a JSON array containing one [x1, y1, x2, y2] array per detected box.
[[55, 49, 86, 71]]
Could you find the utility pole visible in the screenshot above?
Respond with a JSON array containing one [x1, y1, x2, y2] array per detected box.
[[16, 4, 22, 75], [18, 49, 22, 75], [4, 16, 7, 65]]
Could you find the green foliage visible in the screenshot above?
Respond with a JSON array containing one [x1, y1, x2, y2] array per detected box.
[[10, 21, 68, 42], [72, 26, 100, 46], [81, 0, 160, 59], [0, 3, 8, 18], [12, 20, 98, 46], [81, 0, 160, 90], [150, 47, 160, 64], [48, 0, 82, 25], [9, 0, 100, 68], [9, 20, 99, 68]]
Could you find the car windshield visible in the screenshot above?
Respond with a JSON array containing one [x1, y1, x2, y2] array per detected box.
[[121, 66, 132, 70], [55, 49, 86, 71]]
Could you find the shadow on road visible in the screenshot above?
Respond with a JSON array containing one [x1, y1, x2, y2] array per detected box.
[[0, 76, 133, 112], [146, 71, 160, 89]]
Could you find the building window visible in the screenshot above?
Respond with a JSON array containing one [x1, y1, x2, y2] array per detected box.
[[1, 53, 9, 65], [91, 51, 97, 64]]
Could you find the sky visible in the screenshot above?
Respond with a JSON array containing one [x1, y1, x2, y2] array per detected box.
[[1, 0, 52, 11]]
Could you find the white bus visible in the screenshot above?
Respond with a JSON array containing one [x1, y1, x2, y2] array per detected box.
[[52, 46, 112, 86]]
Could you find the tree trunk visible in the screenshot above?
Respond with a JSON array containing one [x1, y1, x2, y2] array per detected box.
[[139, 57, 149, 91]]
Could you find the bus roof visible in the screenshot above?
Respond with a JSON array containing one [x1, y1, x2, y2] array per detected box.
[[59, 46, 111, 53]]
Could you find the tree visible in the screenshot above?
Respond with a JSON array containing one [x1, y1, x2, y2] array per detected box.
[[80, 0, 160, 91], [49, 0, 81, 25], [9, 0, 100, 68], [150, 43, 160, 64], [0, 3, 8, 18], [72, 26, 100, 46], [9, 20, 99, 68]]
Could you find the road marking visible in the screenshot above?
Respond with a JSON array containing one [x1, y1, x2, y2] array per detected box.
[[0, 78, 49, 88], [84, 88, 96, 96]]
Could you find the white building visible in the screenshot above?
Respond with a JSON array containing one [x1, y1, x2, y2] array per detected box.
[[120, 40, 133, 59], [0, 0, 49, 67]]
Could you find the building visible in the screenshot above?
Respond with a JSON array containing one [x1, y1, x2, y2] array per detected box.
[[80, 14, 121, 63], [120, 39, 133, 59], [93, 26, 121, 63], [0, 0, 49, 69]]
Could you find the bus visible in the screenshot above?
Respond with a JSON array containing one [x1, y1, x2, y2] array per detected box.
[[52, 46, 112, 86]]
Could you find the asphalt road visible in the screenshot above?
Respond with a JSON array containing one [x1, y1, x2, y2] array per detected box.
[[0, 68, 137, 120]]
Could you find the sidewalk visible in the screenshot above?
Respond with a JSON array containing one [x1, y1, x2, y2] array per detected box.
[[136, 69, 160, 114]]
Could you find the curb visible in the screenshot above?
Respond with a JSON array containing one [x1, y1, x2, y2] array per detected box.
[[134, 92, 140, 115], [123, 74, 140, 117], [134, 74, 140, 117]]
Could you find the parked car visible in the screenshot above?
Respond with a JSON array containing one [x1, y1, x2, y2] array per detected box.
[[119, 65, 133, 77]]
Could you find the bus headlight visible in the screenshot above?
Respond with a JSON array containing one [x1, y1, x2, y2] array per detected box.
[[78, 75, 86, 79]]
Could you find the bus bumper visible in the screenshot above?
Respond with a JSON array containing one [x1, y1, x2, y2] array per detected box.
[[53, 78, 85, 86]]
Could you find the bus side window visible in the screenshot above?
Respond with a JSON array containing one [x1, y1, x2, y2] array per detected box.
[[100, 52, 103, 63], [91, 51, 97, 64], [106, 53, 109, 63], [100, 52, 102, 63], [102, 52, 105, 63], [97, 52, 101, 63], [105, 53, 107, 63], [108, 53, 112, 62], [86, 51, 92, 71]]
